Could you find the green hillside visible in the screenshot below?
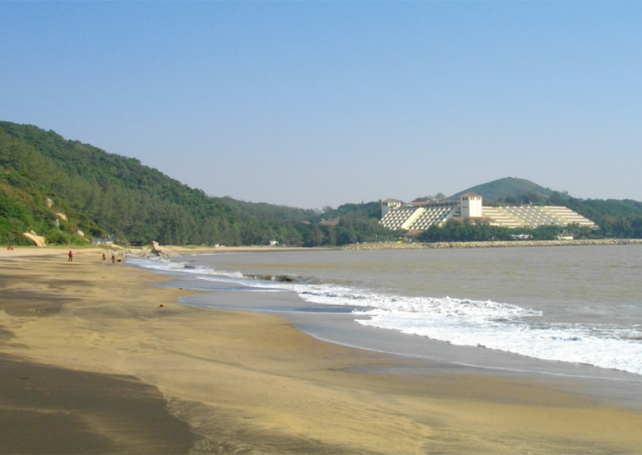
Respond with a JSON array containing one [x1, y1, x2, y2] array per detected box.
[[322, 201, 381, 220], [219, 197, 382, 223], [0, 121, 394, 247], [0, 121, 245, 246], [450, 177, 555, 202], [219, 196, 321, 223]]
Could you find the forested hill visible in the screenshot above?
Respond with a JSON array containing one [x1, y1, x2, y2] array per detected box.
[[0, 121, 393, 246], [218, 196, 321, 223], [218, 197, 381, 223], [450, 177, 555, 201]]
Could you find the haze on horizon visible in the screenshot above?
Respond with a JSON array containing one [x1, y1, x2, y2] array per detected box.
[[1, 2, 641, 209]]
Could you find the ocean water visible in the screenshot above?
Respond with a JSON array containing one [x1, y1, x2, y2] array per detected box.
[[131, 245, 642, 377]]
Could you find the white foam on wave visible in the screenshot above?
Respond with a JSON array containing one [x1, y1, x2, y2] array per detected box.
[[356, 310, 642, 375], [132, 257, 642, 376], [128, 257, 244, 279], [235, 273, 642, 375]]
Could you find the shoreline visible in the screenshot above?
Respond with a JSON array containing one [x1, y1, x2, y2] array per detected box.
[[175, 279, 642, 408], [344, 238, 642, 250], [7, 237, 641, 255], [2, 248, 642, 453]]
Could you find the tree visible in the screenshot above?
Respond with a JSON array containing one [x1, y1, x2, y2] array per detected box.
[[416, 220, 511, 242], [548, 191, 563, 205], [612, 218, 633, 238], [531, 225, 563, 240]]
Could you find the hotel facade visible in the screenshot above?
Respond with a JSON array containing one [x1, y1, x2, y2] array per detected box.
[[380, 194, 595, 233]]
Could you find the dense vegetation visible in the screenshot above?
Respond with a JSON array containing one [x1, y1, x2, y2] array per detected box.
[[416, 220, 598, 243], [321, 201, 381, 220], [218, 197, 381, 223], [562, 197, 642, 238], [219, 196, 322, 223], [0, 121, 394, 247]]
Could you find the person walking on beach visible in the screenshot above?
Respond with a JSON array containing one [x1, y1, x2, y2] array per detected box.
[[102, 252, 106, 261], [111, 254, 115, 264], [68, 250, 73, 262]]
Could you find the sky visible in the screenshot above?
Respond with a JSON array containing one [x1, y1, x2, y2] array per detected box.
[[1, 2, 641, 209]]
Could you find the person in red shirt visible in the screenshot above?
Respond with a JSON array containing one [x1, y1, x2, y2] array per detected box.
[[68, 250, 73, 262]]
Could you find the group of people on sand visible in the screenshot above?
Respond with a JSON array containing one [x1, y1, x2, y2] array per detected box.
[[66, 251, 126, 263], [3, 248, 131, 263], [4, 247, 128, 265], [101, 252, 123, 263]]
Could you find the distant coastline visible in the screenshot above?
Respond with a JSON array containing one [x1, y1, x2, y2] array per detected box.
[[344, 238, 642, 250]]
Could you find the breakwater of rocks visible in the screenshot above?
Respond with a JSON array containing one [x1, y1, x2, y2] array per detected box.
[[343, 238, 642, 251]]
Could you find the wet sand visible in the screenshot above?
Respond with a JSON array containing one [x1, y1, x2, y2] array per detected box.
[[2, 247, 642, 454], [178, 284, 642, 409]]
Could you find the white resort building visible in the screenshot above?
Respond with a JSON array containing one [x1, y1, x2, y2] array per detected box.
[[380, 194, 596, 232]]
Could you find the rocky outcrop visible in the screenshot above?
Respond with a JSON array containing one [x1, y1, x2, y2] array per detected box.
[[343, 239, 642, 251], [150, 241, 180, 257], [246, 274, 295, 282], [23, 232, 47, 247]]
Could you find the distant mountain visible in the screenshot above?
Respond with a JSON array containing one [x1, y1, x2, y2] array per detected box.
[[450, 177, 555, 202]]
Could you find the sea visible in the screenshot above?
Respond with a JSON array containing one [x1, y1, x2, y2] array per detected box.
[[130, 245, 642, 394]]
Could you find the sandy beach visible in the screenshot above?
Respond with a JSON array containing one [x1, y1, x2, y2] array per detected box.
[[2, 247, 642, 454]]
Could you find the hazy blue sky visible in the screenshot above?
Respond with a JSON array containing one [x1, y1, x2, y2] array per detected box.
[[2, 2, 641, 209]]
